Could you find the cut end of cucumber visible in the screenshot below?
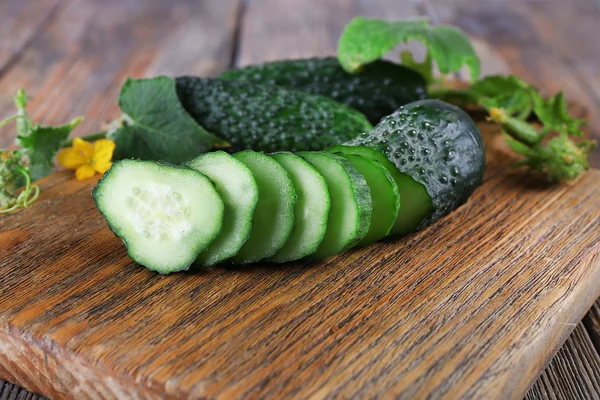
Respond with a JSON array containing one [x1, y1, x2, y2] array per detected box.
[[93, 160, 224, 274]]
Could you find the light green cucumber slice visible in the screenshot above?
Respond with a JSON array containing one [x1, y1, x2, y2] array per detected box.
[[298, 151, 372, 259], [233, 150, 296, 263], [188, 151, 259, 266], [92, 159, 224, 274], [340, 154, 400, 246], [327, 144, 432, 235], [269, 152, 330, 262]]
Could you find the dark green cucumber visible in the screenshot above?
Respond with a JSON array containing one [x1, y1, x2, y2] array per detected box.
[[298, 151, 372, 258], [340, 154, 400, 245], [175, 77, 373, 153], [341, 99, 485, 228], [218, 57, 427, 124]]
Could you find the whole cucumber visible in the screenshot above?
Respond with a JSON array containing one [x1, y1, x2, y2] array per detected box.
[[219, 57, 428, 124], [175, 77, 373, 153]]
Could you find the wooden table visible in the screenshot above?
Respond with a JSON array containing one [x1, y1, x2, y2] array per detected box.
[[0, 0, 599, 398]]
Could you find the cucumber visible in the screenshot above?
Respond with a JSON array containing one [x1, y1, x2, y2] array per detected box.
[[233, 150, 296, 263], [328, 144, 432, 236], [92, 159, 224, 274], [269, 152, 330, 262], [298, 151, 372, 258], [341, 99, 486, 228], [218, 57, 428, 124], [188, 151, 259, 266], [339, 154, 400, 246], [175, 77, 373, 152]]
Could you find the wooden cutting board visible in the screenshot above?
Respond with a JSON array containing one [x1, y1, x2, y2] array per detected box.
[[0, 120, 599, 400]]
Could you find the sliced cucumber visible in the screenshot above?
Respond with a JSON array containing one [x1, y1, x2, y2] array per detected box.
[[269, 152, 330, 262], [188, 151, 259, 266], [233, 150, 296, 263], [340, 154, 400, 246], [327, 144, 432, 236], [92, 159, 224, 274], [298, 151, 372, 258]]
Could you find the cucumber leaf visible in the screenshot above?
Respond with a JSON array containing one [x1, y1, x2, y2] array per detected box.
[[400, 51, 434, 84], [17, 118, 83, 180], [109, 76, 221, 164], [338, 17, 480, 82]]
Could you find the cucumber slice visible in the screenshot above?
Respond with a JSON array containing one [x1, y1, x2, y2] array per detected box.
[[298, 151, 372, 258], [233, 150, 296, 263], [92, 159, 224, 274], [269, 152, 330, 262], [328, 144, 432, 236], [340, 154, 400, 246], [188, 151, 259, 266]]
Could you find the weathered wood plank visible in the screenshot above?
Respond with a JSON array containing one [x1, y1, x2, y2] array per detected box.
[[236, 0, 421, 66], [0, 0, 61, 76], [0, 0, 240, 149], [525, 323, 600, 400]]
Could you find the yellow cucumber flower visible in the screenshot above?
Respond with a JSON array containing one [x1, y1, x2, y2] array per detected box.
[[57, 137, 115, 180]]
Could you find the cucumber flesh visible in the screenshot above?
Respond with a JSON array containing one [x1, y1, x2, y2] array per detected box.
[[340, 154, 400, 246], [188, 151, 259, 266], [269, 152, 330, 262], [233, 150, 296, 263], [92, 159, 224, 274], [327, 144, 432, 235], [298, 151, 372, 258]]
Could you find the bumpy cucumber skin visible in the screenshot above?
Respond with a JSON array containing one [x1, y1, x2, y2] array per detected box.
[[175, 77, 373, 153], [218, 57, 427, 124], [345, 99, 485, 227]]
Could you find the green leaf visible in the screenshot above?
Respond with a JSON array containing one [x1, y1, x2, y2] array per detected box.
[[338, 17, 480, 81], [532, 92, 586, 136], [17, 117, 82, 181], [109, 76, 220, 163], [470, 75, 535, 117], [400, 51, 434, 84]]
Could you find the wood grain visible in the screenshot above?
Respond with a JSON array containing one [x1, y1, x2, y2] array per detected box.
[[0, 121, 599, 399], [0, 0, 240, 148], [0, 0, 61, 76], [525, 323, 600, 400]]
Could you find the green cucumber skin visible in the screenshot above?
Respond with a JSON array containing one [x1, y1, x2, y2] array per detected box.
[[341, 154, 400, 246], [233, 150, 297, 263], [175, 77, 373, 153], [188, 151, 259, 266], [269, 152, 331, 262], [218, 57, 427, 124], [327, 144, 432, 236], [298, 151, 372, 258], [345, 99, 486, 227]]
